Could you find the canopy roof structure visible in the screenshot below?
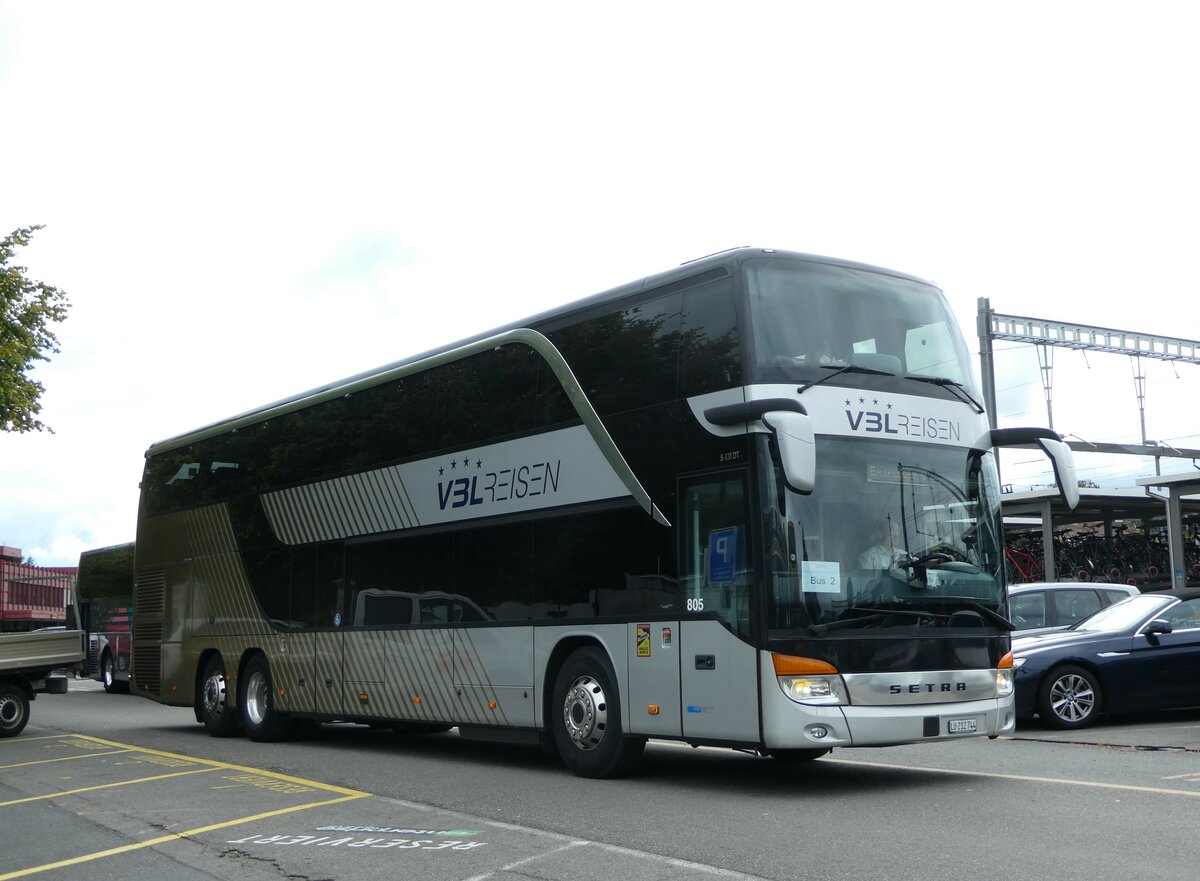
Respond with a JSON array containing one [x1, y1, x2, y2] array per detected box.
[[1001, 484, 1200, 586]]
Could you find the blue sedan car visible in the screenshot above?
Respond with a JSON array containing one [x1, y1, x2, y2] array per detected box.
[[1012, 589, 1200, 729]]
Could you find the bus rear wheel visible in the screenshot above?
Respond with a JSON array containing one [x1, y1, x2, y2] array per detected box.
[[0, 684, 30, 738], [239, 654, 293, 742], [199, 654, 239, 737], [551, 646, 644, 778]]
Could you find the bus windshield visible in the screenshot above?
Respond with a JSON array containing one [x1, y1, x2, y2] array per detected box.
[[766, 437, 1004, 637], [747, 258, 975, 388]]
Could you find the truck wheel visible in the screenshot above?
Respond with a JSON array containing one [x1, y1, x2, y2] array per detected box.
[[238, 654, 293, 742], [0, 683, 31, 738], [199, 654, 240, 737], [551, 646, 645, 778]]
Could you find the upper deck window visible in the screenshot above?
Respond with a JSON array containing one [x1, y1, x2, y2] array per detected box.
[[746, 260, 974, 390]]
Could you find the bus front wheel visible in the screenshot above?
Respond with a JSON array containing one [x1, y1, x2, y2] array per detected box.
[[239, 654, 293, 742], [0, 683, 30, 738], [199, 654, 239, 737], [551, 646, 645, 778], [101, 652, 125, 693]]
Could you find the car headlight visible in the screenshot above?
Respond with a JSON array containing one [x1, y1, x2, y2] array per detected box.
[[1011, 656, 1027, 670], [772, 653, 849, 706]]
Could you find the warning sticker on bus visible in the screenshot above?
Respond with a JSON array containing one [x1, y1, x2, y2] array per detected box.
[[636, 624, 651, 657]]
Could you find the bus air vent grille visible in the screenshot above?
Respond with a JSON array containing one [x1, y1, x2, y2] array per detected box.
[[135, 570, 166, 615], [132, 646, 161, 695]]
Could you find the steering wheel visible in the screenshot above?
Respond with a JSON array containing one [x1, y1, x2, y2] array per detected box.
[[902, 552, 955, 569]]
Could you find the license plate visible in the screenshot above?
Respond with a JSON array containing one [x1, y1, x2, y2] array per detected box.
[[948, 718, 978, 734]]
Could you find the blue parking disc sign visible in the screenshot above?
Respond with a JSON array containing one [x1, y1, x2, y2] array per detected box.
[[709, 526, 739, 583]]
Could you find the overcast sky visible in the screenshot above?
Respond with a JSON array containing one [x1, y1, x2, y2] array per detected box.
[[2, 2, 1197, 566]]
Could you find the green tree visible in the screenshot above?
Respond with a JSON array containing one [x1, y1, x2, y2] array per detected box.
[[1, 226, 70, 433]]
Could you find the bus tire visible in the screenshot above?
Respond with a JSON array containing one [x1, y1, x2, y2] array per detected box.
[[199, 654, 240, 737], [551, 646, 645, 778], [239, 654, 293, 743], [101, 652, 118, 694], [0, 683, 31, 738]]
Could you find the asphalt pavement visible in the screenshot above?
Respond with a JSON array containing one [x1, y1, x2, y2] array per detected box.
[[1012, 708, 1200, 752]]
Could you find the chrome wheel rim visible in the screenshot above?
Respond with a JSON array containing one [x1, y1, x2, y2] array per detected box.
[[202, 671, 227, 717], [102, 657, 114, 688], [1049, 673, 1096, 724], [562, 674, 608, 751], [0, 695, 19, 728], [245, 671, 270, 727]]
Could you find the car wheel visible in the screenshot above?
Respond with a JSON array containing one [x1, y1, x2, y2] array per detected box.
[[1037, 664, 1102, 730], [199, 654, 240, 737], [551, 646, 645, 778], [0, 684, 31, 738], [238, 653, 293, 742]]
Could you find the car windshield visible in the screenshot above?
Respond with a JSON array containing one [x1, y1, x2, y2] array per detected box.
[[1074, 594, 1174, 633]]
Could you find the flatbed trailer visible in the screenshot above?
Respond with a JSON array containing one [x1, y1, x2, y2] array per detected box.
[[0, 626, 85, 737]]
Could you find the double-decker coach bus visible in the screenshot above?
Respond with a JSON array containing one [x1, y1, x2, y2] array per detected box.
[[132, 247, 1078, 777], [77, 542, 135, 692]]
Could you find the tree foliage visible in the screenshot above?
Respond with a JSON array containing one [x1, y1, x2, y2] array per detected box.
[[1, 226, 70, 433]]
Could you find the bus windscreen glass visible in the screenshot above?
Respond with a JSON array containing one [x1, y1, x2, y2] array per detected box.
[[766, 437, 1005, 638], [747, 260, 975, 388]]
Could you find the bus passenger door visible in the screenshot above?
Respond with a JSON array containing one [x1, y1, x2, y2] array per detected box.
[[679, 473, 761, 743]]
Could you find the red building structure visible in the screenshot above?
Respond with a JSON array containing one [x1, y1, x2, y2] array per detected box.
[[0, 545, 77, 632]]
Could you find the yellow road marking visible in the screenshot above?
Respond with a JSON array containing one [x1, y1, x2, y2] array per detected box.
[[0, 767, 221, 807], [0, 750, 133, 770], [0, 734, 372, 881], [0, 791, 370, 881], [0, 735, 75, 746], [69, 735, 366, 796]]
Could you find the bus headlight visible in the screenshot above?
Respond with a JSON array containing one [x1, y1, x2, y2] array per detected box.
[[777, 674, 849, 705], [995, 668, 1015, 697], [996, 651, 1015, 697], [772, 653, 849, 706]]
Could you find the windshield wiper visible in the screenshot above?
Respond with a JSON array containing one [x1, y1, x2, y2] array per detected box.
[[808, 613, 885, 634], [808, 606, 948, 634], [905, 375, 985, 414], [798, 363, 895, 395], [946, 600, 1016, 631]]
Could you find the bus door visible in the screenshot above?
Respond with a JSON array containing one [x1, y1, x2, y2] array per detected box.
[[679, 473, 761, 743]]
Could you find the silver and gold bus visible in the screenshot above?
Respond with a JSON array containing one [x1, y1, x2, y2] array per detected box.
[[131, 247, 1077, 777]]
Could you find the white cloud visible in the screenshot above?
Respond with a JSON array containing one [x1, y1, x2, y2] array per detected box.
[[1, 2, 1198, 564]]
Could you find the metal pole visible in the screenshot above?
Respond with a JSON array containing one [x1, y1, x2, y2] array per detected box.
[[1037, 344, 1054, 431], [977, 298, 999, 432]]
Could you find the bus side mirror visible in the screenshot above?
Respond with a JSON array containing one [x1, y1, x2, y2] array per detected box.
[[762, 410, 815, 494], [975, 427, 1080, 511]]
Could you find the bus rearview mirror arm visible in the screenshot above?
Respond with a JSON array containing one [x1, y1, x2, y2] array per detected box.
[[762, 410, 816, 494], [703, 400, 816, 495], [973, 427, 1080, 511]]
